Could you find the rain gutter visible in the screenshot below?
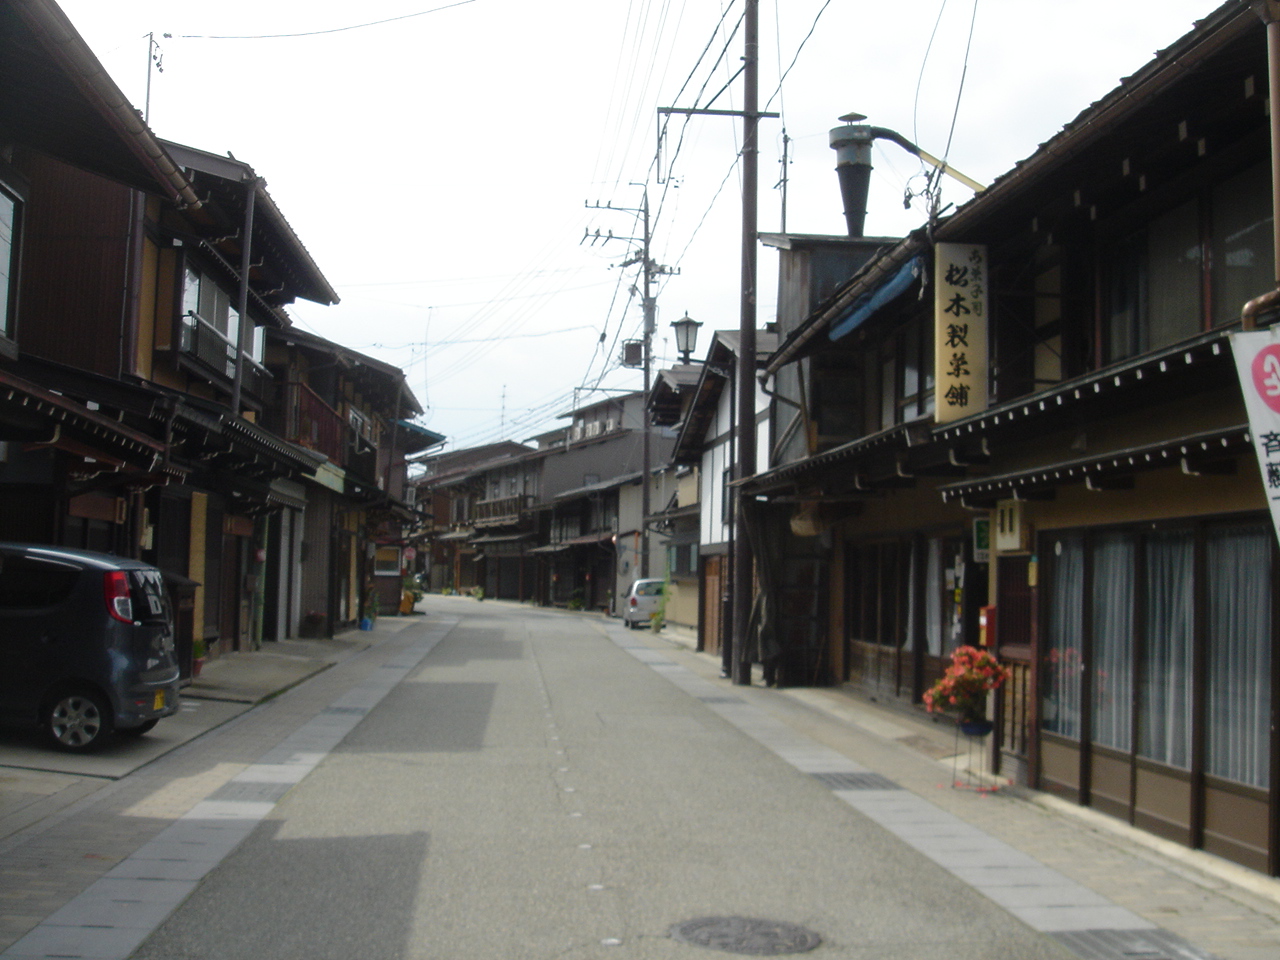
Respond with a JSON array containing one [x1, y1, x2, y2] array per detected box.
[[15, 0, 202, 209]]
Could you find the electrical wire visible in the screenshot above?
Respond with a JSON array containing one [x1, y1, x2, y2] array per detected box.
[[907, 0, 980, 219], [670, 154, 741, 271], [762, 0, 833, 114], [913, 0, 949, 147], [175, 1, 477, 40], [940, 0, 980, 165]]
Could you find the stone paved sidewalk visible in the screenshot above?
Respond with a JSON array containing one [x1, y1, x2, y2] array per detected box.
[[648, 627, 1280, 960]]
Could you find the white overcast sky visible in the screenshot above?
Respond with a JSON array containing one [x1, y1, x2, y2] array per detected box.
[[56, 0, 1221, 451]]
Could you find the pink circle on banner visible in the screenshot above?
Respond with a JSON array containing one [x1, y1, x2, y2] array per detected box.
[[1252, 344, 1280, 413]]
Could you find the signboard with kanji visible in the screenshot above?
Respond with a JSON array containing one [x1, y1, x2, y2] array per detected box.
[[933, 243, 989, 424], [1231, 330, 1280, 543]]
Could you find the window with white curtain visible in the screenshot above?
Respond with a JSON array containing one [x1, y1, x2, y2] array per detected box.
[[1091, 532, 1135, 751], [1043, 535, 1084, 739], [1043, 520, 1273, 792], [925, 538, 943, 657], [1205, 523, 1272, 789], [1140, 530, 1194, 768], [904, 540, 916, 653]]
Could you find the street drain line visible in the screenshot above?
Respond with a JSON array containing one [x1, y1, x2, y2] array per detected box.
[[669, 917, 822, 955], [811, 771, 901, 791], [1051, 929, 1221, 960]]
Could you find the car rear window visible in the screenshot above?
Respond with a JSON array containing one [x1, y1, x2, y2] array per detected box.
[[635, 581, 664, 597], [0, 555, 82, 608], [129, 568, 172, 624]]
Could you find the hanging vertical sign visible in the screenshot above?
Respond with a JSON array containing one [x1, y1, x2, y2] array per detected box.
[[1230, 329, 1280, 545], [934, 243, 989, 424]]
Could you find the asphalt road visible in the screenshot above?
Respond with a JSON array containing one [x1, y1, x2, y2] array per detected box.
[[120, 600, 1075, 960]]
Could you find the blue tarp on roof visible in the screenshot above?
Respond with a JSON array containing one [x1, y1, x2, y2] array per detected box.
[[828, 255, 924, 342]]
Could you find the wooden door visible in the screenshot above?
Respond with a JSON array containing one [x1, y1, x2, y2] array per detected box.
[[702, 554, 724, 655]]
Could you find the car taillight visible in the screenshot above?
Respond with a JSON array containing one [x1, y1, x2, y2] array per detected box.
[[104, 570, 133, 623], [630, 596, 637, 607]]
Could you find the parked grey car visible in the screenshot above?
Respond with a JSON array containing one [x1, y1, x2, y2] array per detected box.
[[622, 578, 665, 628], [0, 543, 181, 751]]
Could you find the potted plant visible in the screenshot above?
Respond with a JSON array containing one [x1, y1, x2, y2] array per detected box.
[[923, 645, 1011, 736], [191, 638, 207, 678]]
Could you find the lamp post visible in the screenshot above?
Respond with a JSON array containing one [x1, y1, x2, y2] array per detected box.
[[671, 314, 702, 363]]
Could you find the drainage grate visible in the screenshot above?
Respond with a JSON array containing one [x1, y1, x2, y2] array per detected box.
[[322, 706, 369, 715], [811, 771, 901, 791], [669, 917, 822, 956], [697, 696, 745, 705], [209, 781, 291, 804], [1051, 929, 1222, 960]]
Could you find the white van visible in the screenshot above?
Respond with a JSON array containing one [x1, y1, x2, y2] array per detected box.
[[622, 578, 664, 628]]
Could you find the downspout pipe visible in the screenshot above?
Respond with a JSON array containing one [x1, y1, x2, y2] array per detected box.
[[229, 177, 259, 416], [1245, 0, 1280, 329]]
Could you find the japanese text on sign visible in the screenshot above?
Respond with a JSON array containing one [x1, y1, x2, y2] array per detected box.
[[934, 243, 989, 424], [1231, 331, 1280, 549]]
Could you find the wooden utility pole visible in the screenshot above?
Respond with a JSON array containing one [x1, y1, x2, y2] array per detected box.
[[730, 0, 760, 685], [656, 0, 773, 680]]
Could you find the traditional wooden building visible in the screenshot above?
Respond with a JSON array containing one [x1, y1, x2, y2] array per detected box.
[[745, 0, 1280, 874]]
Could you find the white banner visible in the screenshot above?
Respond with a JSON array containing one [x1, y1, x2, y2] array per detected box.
[[1230, 329, 1280, 543]]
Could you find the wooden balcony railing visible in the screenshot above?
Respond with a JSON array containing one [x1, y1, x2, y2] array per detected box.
[[473, 494, 532, 526], [279, 381, 349, 467]]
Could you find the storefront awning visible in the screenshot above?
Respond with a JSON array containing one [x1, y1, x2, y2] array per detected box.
[[0, 368, 165, 468], [937, 425, 1250, 508], [436, 529, 474, 542], [470, 533, 535, 545], [828, 255, 923, 342], [561, 531, 615, 547]]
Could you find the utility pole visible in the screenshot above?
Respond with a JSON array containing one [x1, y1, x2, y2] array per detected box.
[[640, 191, 654, 578], [584, 192, 675, 579], [731, 0, 760, 685], [656, 0, 773, 683]]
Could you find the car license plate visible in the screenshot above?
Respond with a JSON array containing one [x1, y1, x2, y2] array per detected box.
[[153, 691, 165, 710]]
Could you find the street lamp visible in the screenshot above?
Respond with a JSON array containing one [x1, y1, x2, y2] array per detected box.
[[671, 314, 702, 363]]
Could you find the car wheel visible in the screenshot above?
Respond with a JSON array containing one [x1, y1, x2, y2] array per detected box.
[[44, 689, 113, 752], [118, 718, 160, 738]]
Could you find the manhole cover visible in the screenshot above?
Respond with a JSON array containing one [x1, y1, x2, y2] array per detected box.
[[670, 917, 822, 955]]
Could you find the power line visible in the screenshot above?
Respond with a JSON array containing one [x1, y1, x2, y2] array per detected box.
[[762, 0, 833, 113], [175, 1, 477, 40]]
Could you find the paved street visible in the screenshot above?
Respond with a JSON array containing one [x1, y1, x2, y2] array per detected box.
[[2, 597, 1279, 959]]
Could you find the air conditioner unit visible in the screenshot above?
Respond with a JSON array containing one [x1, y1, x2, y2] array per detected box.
[[572, 423, 584, 440], [348, 407, 375, 445], [586, 422, 601, 438], [605, 418, 618, 432]]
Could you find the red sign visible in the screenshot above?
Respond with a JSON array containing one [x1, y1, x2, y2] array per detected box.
[[1251, 344, 1280, 413]]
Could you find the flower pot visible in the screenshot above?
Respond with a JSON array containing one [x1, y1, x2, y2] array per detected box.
[[191, 657, 205, 679], [959, 718, 994, 737]]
